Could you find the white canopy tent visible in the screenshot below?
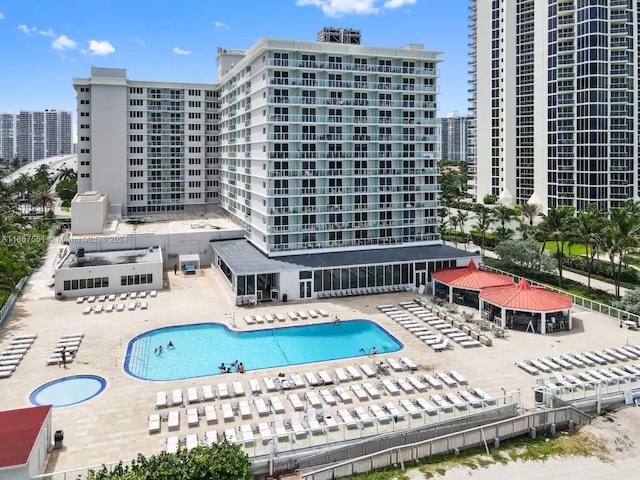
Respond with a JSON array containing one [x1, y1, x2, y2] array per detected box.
[[178, 253, 201, 271]]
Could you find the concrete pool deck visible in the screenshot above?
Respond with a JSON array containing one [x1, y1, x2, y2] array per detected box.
[[1, 244, 640, 473]]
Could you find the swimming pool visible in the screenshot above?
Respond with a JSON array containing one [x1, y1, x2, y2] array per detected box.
[[30, 375, 107, 408], [125, 320, 402, 381]]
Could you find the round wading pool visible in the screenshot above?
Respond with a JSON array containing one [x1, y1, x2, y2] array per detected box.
[[30, 375, 107, 408]]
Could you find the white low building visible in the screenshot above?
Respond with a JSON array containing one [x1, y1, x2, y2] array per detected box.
[[55, 247, 163, 299]]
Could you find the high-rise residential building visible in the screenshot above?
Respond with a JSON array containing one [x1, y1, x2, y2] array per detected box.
[[468, 0, 637, 212], [1, 110, 72, 163], [439, 112, 469, 162], [0, 113, 18, 161], [73, 68, 220, 214]]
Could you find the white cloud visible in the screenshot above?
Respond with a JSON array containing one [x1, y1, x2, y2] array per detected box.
[[52, 34, 77, 50], [214, 21, 231, 30], [296, 0, 416, 16], [134, 37, 146, 47], [0, 12, 4, 20], [383, 0, 416, 8], [18, 24, 37, 35], [38, 28, 56, 37], [173, 46, 191, 55], [87, 39, 115, 56]]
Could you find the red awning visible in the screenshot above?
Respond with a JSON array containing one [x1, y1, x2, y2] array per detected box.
[[479, 278, 572, 312], [431, 260, 514, 290]]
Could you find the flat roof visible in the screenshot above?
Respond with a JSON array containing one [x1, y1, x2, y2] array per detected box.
[[115, 209, 243, 235], [59, 247, 162, 269], [212, 239, 477, 275], [0, 405, 51, 468]]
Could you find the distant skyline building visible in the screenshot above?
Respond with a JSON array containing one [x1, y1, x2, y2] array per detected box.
[[439, 111, 469, 162], [0, 110, 72, 162], [468, 0, 638, 212]]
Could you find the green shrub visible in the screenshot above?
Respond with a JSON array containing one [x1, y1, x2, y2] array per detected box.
[[563, 255, 639, 284], [469, 230, 498, 250], [483, 194, 497, 205]]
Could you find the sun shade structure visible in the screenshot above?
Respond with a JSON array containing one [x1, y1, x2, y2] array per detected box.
[[479, 278, 573, 334], [431, 260, 514, 308], [178, 253, 200, 271]]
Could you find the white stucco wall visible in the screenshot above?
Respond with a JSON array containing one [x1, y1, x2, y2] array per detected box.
[[70, 193, 108, 235]]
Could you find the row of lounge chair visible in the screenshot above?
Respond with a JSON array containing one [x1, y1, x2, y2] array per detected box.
[[541, 364, 640, 391], [83, 301, 148, 314], [0, 334, 37, 378], [243, 309, 329, 325], [158, 387, 497, 446], [77, 291, 157, 304], [46, 333, 84, 366], [379, 304, 454, 351], [517, 344, 640, 376], [317, 285, 410, 299]]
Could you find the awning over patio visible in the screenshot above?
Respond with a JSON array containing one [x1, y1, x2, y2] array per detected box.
[[178, 253, 200, 270], [479, 278, 572, 312], [431, 260, 514, 290]]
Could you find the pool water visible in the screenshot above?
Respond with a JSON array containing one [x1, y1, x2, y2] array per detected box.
[[125, 320, 402, 381], [30, 375, 107, 408]]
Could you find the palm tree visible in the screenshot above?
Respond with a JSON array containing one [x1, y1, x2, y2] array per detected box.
[[494, 226, 514, 242], [30, 188, 55, 217], [574, 205, 604, 295], [520, 203, 543, 227], [472, 206, 492, 257], [492, 204, 515, 230], [57, 167, 77, 182], [540, 207, 576, 288], [456, 210, 470, 249], [449, 216, 460, 247], [608, 207, 640, 297], [34, 164, 51, 186]]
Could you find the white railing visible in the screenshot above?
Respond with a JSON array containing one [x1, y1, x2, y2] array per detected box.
[[0, 276, 28, 327]]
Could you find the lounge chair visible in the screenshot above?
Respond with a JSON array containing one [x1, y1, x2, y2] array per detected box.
[[444, 393, 467, 410], [108, 294, 116, 301], [449, 370, 468, 385], [239, 400, 252, 419], [259, 422, 273, 443], [354, 406, 374, 426], [273, 415, 289, 440], [255, 315, 265, 324], [167, 411, 180, 430], [290, 412, 307, 437], [387, 358, 404, 372], [400, 357, 418, 371], [322, 405, 338, 430], [232, 381, 245, 396], [317, 309, 329, 317], [76, 296, 85, 304], [130, 292, 138, 299], [432, 338, 452, 352], [396, 378, 414, 394], [290, 373, 305, 388], [297, 311, 309, 320], [415, 397, 438, 414], [288, 312, 298, 320], [128, 302, 137, 311], [116, 303, 125, 312], [119, 293, 128, 300], [224, 428, 237, 442], [305, 408, 322, 433], [368, 404, 389, 422], [139, 291, 148, 298], [265, 314, 275, 323], [275, 313, 286, 322], [249, 378, 261, 395], [104, 304, 114, 313], [435, 372, 457, 388], [334, 387, 353, 403], [263, 377, 277, 392], [288, 393, 304, 410], [407, 376, 429, 392], [308, 310, 319, 318], [360, 364, 376, 378], [254, 398, 269, 416], [148, 413, 161, 433], [218, 383, 230, 399], [82, 306, 92, 315], [166, 436, 179, 453], [338, 409, 357, 428], [244, 315, 256, 325], [172, 389, 183, 406], [150, 290, 158, 297], [221, 403, 235, 421], [305, 391, 322, 408], [205, 405, 218, 424], [187, 408, 199, 427], [270, 396, 285, 414], [98, 295, 106, 302], [334, 368, 349, 383], [156, 391, 168, 409], [320, 389, 337, 405], [304, 371, 320, 386], [202, 385, 215, 401], [186, 434, 198, 451], [188, 387, 200, 404], [430, 394, 453, 411], [140, 301, 148, 310], [362, 382, 381, 399], [350, 384, 368, 401], [346, 366, 363, 380], [87, 296, 96, 303], [382, 379, 400, 396], [399, 399, 421, 418], [240, 424, 255, 445], [203, 431, 217, 446]]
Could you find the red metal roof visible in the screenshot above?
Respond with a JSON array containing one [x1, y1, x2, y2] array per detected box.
[[0, 405, 51, 468], [431, 260, 514, 290], [479, 278, 572, 312]]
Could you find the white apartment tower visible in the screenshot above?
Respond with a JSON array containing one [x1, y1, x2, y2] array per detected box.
[[216, 35, 442, 256], [468, 0, 638, 212], [73, 68, 220, 215], [1, 110, 71, 162], [439, 112, 469, 162]]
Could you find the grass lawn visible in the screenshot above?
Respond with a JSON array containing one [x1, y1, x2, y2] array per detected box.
[[542, 241, 588, 256]]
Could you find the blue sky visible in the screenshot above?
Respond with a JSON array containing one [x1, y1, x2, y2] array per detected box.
[[0, 0, 470, 121]]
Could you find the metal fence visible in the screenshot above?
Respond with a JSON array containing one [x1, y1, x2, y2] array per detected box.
[[0, 276, 28, 327], [298, 406, 592, 480], [483, 265, 640, 324]]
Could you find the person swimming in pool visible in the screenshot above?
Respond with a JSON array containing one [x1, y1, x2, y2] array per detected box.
[[219, 362, 226, 372], [167, 341, 175, 348], [372, 346, 378, 355]]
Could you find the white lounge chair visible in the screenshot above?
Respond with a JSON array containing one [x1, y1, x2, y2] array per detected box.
[[87, 296, 96, 303], [338, 409, 357, 428], [224, 428, 237, 442], [130, 292, 138, 299], [205, 405, 218, 424], [249, 378, 261, 395], [204, 431, 217, 446], [116, 303, 125, 312], [82, 306, 92, 315], [167, 411, 180, 430], [187, 408, 199, 426], [240, 424, 255, 445], [148, 413, 161, 433], [264, 377, 277, 392], [172, 389, 183, 406], [119, 293, 128, 300], [354, 406, 374, 426], [186, 434, 198, 451], [320, 389, 337, 405], [288, 312, 298, 320], [399, 399, 421, 418], [288, 393, 304, 410], [382, 379, 400, 396], [290, 412, 307, 437], [238, 400, 252, 419], [259, 422, 273, 443], [297, 311, 309, 320], [322, 405, 338, 430], [362, 382, 381, 399], [202, 385, 215, 401], [400, 357, 418, 371], [218, 383, 230, 399], [265, 314, 275, 323], [275, 313, 286, 322], [308, 310, 319, 318], [128, 302, 137, 311], [255, 315, 265, 324], [334, 387, 353, 403], [305, 391, 322, 408], [188, 387, 200, 404], [304, 372, 320, 386], [290, 373, 305, 388], [221, 403, 235, 421], [156, 391, 168, 409], [244, 315, 256, 325], [305, 408, 322, 433], [335, 368, 349, 383], [273, 415, 289, 440], [104, 304, 114, 313], [397, 378, 414, 394], [368, 404, 389, 422], [166, 436, 179, 453], [360, 364, 376, 378], [232, 381, 245, 396], [318, 370, 333, 385], [254, 398, 269, 416], [150, 290, 158, 297], [350, 384, 368, 401], [346, 365, 363, 380], [270, 396, 285, 414], [108, 294, 116, 301], [76, 296, 85, 304], [317, 309, 329, 317], [140, 301, 148, 310], [98, 295, 106, 302], [387, 359, 404, 372]]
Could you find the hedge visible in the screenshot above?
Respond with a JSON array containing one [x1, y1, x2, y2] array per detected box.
[[563, 255, 639, 284]]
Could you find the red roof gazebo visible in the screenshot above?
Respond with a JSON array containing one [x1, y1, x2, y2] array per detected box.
[[431, 260, 514, 306], [479, 278, 573, 334]]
